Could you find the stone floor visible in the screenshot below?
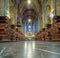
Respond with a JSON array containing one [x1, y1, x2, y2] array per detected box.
[[0, 41, 60, 58]]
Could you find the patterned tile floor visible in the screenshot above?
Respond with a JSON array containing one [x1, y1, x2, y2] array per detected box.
[[0, 41, 60, 58]]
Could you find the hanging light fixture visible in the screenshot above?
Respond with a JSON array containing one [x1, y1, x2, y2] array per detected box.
[[28, 19, 31, 23], [28, 0, 31, 4]]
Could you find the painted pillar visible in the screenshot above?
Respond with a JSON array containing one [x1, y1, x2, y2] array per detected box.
[[44, 0, 50, 26], [3, 0, 7, 16], [50, 0, 54, 24], [42, 0, 46, 28], [11, 0, 17, 25], [38, 17, 40, 32], [54, 0, 56, 16], [13, 8, 17, 25], [33, 22, 35, 34], [0, 0, 3, 16], [25, 23, 26, 34], [46, 0, 54, 24], [46, 5, 51, 24], [38, 14, 41, 31], [36, 21, 38, 33]]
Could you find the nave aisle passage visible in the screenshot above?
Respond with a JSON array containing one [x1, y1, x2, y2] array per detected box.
[[0, 41, 60, 58]]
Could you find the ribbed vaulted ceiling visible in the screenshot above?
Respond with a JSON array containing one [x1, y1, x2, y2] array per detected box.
[[11, 0, 45, 23]]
